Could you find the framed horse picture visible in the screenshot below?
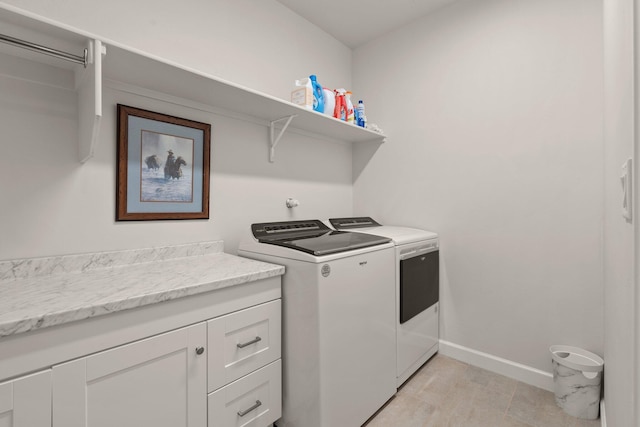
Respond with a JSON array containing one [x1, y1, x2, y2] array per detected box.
[[116, 105, 211, 221]]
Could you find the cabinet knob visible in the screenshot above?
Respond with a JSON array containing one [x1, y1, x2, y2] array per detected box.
[[195, 346, 205, 355]]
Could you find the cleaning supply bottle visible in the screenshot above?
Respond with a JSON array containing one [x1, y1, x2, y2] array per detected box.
[[356, 100, 367, 127], [323, 87, 335, 117], [334, 88, 347, 121], [291, 77, 313, 110], [345, 91, 355, 124], [309, 75, 324, 113]]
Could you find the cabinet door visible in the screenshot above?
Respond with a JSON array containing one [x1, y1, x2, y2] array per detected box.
[[0, 370, 51, 427], [52, 322, 206, 427]]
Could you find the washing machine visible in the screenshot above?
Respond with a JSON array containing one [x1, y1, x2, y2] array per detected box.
[[330, 217, 439, 387], [238, 219, 396, 427]]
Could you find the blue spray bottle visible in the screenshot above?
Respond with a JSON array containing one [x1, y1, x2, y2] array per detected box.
[[309, 75, 325, 113]]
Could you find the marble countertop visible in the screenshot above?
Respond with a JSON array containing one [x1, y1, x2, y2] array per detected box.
[[0, 241, 284, 338]]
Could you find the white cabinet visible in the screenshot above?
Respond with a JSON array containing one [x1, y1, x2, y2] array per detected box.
[[52, 322, 207, 427], [42, 297, 282, 427], [0, 260, 282, 427], [0, 370, 51, 427]]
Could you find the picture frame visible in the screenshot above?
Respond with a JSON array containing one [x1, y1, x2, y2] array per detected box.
[[116, 104, 211, 221]]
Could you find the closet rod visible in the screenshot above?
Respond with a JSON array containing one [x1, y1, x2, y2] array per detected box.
[[0, 33, 87, 67]]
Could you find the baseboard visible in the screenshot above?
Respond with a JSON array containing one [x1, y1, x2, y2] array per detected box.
[[438, 340, 554, 392]]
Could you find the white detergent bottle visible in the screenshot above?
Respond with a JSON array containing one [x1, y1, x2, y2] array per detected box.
[[291, 77, 313, 110], [356, 100, 367, 127], [345, 91, 355, 124], [323, 87, 335, 117]]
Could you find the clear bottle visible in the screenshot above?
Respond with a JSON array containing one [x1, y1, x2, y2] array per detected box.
[[345, 91, 355, 124], [356, 100, 367, 127]]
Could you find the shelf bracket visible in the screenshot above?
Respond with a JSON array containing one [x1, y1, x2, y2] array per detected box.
[[269, 115, 296, 162]]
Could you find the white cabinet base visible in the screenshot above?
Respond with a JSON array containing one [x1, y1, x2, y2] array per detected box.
[[0, 277, 282, 427]]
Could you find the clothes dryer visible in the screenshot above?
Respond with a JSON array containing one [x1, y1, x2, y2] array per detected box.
[[330, 217, 439, 386]]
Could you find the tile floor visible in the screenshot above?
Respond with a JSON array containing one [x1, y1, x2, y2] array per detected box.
[[364, 354, 601, 427]]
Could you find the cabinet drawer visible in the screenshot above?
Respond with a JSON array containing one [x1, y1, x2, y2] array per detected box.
[[208, 299, 281, 392], [208, 360, 281, 427]]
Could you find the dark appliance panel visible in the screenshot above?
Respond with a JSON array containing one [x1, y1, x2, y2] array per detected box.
[[400, 249, 439, 323]]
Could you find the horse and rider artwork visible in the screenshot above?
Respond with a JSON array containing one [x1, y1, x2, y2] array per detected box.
[[140, 130, 194, 203], [144, 150, 187, 180], [116, 104, 210, 221]]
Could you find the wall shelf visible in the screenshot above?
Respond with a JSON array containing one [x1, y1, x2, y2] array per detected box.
[[102, 44, 388, 160], [0, 3, 387, 163]]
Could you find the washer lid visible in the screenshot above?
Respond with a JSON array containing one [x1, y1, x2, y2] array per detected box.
[[251, 219, 391, 256], [329, 217, 438, 245]]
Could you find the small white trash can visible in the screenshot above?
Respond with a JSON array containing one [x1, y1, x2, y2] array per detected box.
[[550, 345, 604, 420]]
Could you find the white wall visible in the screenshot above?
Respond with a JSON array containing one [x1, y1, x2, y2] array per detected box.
[[603, 0, 637, 425], [353, 0, 604, 377], [0, 0, 354, 260]]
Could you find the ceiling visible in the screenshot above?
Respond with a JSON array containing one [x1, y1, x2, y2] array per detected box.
[[275, 0, 458, 48]]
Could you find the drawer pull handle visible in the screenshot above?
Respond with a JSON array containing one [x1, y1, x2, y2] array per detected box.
[[237, 400, 262, 417], [195, 346, 205, 355], [237, 336, 262, 348]]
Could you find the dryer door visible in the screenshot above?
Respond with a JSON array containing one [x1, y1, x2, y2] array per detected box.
[[400, 248, 439, 323]]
